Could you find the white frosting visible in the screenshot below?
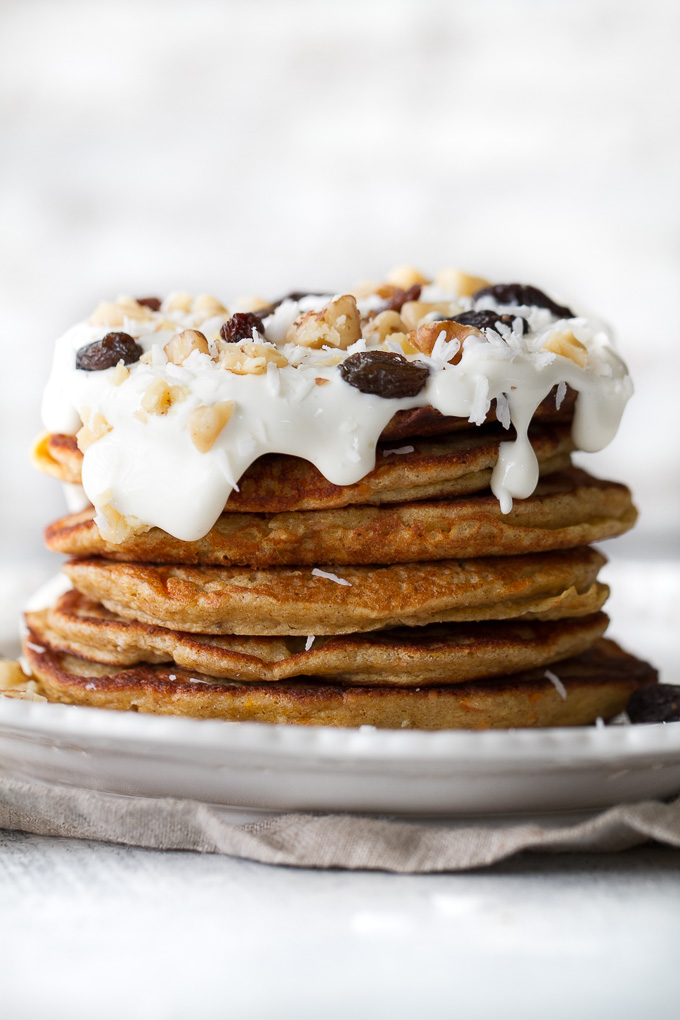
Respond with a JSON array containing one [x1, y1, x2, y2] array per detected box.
[[41, 287, 633, 542]]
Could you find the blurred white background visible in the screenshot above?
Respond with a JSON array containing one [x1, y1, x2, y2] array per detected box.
[[0, 0, 678, 642]]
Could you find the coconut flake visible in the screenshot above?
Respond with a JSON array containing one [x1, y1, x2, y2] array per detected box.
[[545, 669, 568, 700], [383, 448, 415, 461], [555, 380, 567, 410], [305, 636, 315, 651], [495, 393, 511, 430], [215, 449, 240, 491], [312, 568, 352, 587], [468, 375, 490, 426]]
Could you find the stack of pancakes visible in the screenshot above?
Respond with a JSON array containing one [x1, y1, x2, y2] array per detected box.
[[25, 397, 655, 728]]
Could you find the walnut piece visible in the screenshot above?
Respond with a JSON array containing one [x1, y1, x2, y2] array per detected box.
[[188, 401, 235, 453], [141, 378, 189, 414], [363, 310, 406, 343], [385, 266, 430, 289], [435, 268, 491, 297], [408, 320, 481, 363], [164, 329, 210, 365], [88, 297, 154, 328], [216, 342, 288, 375], [285, 295, 361, 350], [232, 295, 271, 313], [543, 330, 588, 367], [95, 504, 152, 544], [192, 295, 227, 320], [400, 301, 461, 331], [0, 659, 47, 702], [111, 362, 130, 386], [163, 291, 193, 314], [76, 409, 112, 452]]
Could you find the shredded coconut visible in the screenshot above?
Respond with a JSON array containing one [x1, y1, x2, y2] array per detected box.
[[25, 642, 46, 654], [495, 393, 511, 430], [312, 568, 352, 587], [555, 380, 567, 410], [215, 449, 240, 491], [168, 674, 177, 681], [545, 669, 568, 700], [305, 636, 315, 651], [383, 445, 415, 456]]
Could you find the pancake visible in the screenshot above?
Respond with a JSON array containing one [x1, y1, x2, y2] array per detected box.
[[21, 636, 657, 728], [26, 591, 609, 686], [31, 422, 574, 510], [62, 547, 608, 636], [45, 469, 637, 567], [379, 387, 577, 441]]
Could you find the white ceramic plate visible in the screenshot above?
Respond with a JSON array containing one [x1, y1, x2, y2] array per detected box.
[[1, 697, 679, 818]]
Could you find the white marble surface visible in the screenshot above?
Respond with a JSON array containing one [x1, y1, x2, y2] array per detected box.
[[1, 2, 680, 1014], [1, 831, 679, 1020]]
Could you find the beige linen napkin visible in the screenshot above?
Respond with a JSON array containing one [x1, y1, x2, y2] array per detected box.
[[1, 773, 679, 871]]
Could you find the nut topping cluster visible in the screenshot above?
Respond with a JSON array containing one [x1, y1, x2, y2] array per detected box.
[[72, 270, 583, 446]]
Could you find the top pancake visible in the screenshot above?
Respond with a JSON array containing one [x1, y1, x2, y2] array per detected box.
[[33, 422, 573, 512]]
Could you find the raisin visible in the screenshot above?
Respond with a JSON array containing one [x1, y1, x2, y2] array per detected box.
[[220, 312, 265, 344], [473, 283, 574, 319], [136, 296, 162, 311], [377, 284, 422, 315], [627, 684, 680, 724], [339, 351, 429, 399], [451, 310, 529, 334], [75, 332, 144, 371]]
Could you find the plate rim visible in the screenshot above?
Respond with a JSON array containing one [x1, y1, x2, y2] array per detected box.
[[1, 696, 679, 767]]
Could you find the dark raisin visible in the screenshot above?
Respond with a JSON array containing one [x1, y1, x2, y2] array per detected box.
[[377, 284, 422, 315], [473, 283, 574, 319], [627, 684, 680, 724], [75, 332, 144, 371], [451, 310, 529, 335], [220, 312, 265, 344], [136, 296, 162, 311], [339, 351, 429, 399]]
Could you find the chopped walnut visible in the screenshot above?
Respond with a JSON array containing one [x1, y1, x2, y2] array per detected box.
[[216, 342, 288, 375], [88, 297, 154, 328], [164, 329, 210, 365], [232, 295, 271, 314], [385, 266, 430, 290], [95, 504, 152, 544], [111, 361, 130, 386], [187, 401, 235, 453], [363, 310, 406, 343], [0, 660, 47, 702], [163, 291, 193, 314], [76, 409, 113, 452], [192, 295, 227, 320], [400, 301, 460, 331], [434, 268, 491, 297], [285, 294, 361, 350], [385, 333, 420, 356], [543, 330, 588, 367], [408, 320, 481, 363], [315, 377, 330, 386], [141, 378, 189, 415], [349, 279, 382, 300]]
